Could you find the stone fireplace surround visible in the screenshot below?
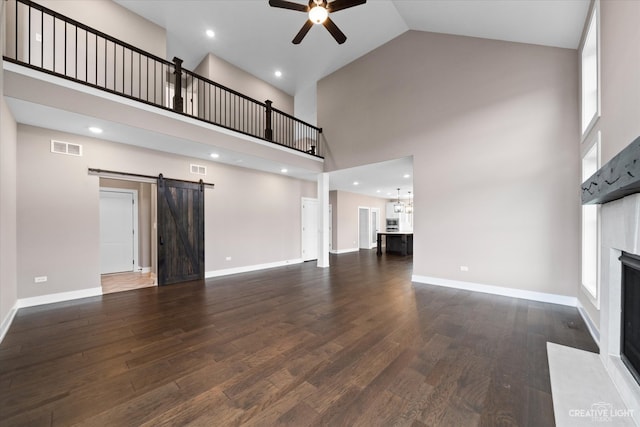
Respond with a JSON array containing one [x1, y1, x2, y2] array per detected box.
[[596, 193, 640, 421], [580, 136, 640, 423]]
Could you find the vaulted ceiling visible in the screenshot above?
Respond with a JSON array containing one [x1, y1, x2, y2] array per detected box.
[[115, 0, 590, 96], [111, 0, 590, 196]]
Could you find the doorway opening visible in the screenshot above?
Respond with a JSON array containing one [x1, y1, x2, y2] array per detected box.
[[99, 178, 156, 294], [302, 197, 319, 261], [358, 207, 370, 250]]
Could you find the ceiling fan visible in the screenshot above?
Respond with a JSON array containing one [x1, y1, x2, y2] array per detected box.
[[268, 0, 367, 45]]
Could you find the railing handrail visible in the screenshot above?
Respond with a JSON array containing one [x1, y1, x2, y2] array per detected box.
[[17, 0, 173, 68], [7, 0, 324, 157], [271, 104, 322, 133], [182, 68, 322, 134]]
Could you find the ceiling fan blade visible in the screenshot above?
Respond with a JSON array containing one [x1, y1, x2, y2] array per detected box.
[[269, 0, 309, 12], [323, 17, 347, 44], [327, 0, 366, 13], [292, 20, 314, 44]]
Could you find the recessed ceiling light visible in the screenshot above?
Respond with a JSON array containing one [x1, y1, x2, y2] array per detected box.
[[274, 70, 282, 78], [206, 29, 215, 38], [353, 181, 359, 186], [403, 174, 411, 178], [376, 190, 381, 193], [210, 153, 220, 158], [281, 168, 288, 173], [88, 126, 102, 134]]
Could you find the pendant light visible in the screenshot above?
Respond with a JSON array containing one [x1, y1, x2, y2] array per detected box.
[[406, 191, 413, 214], [393, 188, 404, 213]]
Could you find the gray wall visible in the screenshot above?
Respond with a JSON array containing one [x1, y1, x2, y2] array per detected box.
[[331, 190, 388, 252], [578, 0, 640, 330], [1, 0, 19, 329], [36, 0, 167, 58], [0, 101, 18, 325], [194, 53, 294, 115], [319, 30, 580, 297], [16, 125, 316, 299]]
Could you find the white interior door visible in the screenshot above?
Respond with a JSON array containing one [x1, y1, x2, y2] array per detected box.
[[302, 198, 318, 261], [329, 204, 333, 251], [100, 190, 135, 274], [358, 207, 370, 249], [370, 208, 380, 248]]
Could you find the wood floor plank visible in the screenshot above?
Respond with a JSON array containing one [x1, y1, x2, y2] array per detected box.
[[0, 251, 597, 426]]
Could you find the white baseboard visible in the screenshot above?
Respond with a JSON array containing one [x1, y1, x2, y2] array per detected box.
[[412, 275, 578, 307], [0, 304, 18, 344], [577, 299, 600, 347], [330, 248, 359, 255], [205, 259, 303, 278], [137, 266, 152, 273], [16, 287, 103, 309], [0, 287, 103, 344]]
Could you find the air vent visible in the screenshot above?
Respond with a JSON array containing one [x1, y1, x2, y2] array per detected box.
[[190, 164, 207, 176], [51, 140, 82, 156]]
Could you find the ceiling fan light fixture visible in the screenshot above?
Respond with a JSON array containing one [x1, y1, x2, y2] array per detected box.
[[308, 6, 328, 24]]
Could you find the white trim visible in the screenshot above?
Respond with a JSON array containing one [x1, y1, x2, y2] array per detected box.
[[16, 287, 103, 309], [411, 275, 578, 307], [138, 266, 152, 273], [579, 0, 601, 140], [581, 132, 601, 308], [205, 259, 303, 278], [1, 287, 102, 343], [100, 187, 139, 273], [0, 304, 19, 344], [577, 299, 600, 347], [357, 206, 370, 250], [370, 207, 381, 247], [330, 248, 359, 255], [301, 197, 319, 262], [4, 62, 323, 164]]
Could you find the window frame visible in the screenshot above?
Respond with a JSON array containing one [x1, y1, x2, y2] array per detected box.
[[580, 0, 601, 140], [581, 131, 601, 307]]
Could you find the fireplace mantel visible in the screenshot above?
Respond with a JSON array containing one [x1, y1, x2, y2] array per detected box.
[[582, 136, 640, 205]]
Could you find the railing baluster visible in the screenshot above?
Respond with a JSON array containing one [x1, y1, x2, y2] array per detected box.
[[15, 2, 18, 62], [6, 0, 322, 157], [28, 5, 31, 64], [53, 17, 56, 72]]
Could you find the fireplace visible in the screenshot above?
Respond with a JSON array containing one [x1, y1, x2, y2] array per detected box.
[[581, 135, 640, 420], [622, 251, 640, 386]]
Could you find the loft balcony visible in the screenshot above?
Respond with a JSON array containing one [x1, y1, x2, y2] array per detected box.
[[2, 0, 324, 162]]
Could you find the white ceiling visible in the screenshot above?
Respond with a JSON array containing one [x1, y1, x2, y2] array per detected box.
[[114, 0, 590, 96], [329, 156, 414, 199]]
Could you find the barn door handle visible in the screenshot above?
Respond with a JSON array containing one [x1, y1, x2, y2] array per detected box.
[[160, 236, 164, 246]]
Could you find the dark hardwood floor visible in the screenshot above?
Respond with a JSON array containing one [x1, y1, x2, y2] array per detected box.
[[0, 251, 597, 426]]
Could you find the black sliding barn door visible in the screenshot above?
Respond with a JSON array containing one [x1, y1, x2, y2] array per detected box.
[[157, 176, 205, 285]]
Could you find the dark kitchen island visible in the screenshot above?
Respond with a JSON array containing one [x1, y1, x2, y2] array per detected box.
[[377, 232, 413, 256]]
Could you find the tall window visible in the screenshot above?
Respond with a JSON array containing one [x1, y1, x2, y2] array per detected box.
[[581, 2, 599, 136], [582, 133, 600, 301]]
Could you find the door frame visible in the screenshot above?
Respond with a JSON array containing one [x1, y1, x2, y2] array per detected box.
[[370, 207, 381, 249], [357, 206, 370, 250], [301, 197, 319, 261], [99, 187, 139, 273], [328, 204, 333, 252]]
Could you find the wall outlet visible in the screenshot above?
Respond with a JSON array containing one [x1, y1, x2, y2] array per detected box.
[[34, 276, 47, 283], [460, 266, 469, 272], [225, 256, 232, 261]]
